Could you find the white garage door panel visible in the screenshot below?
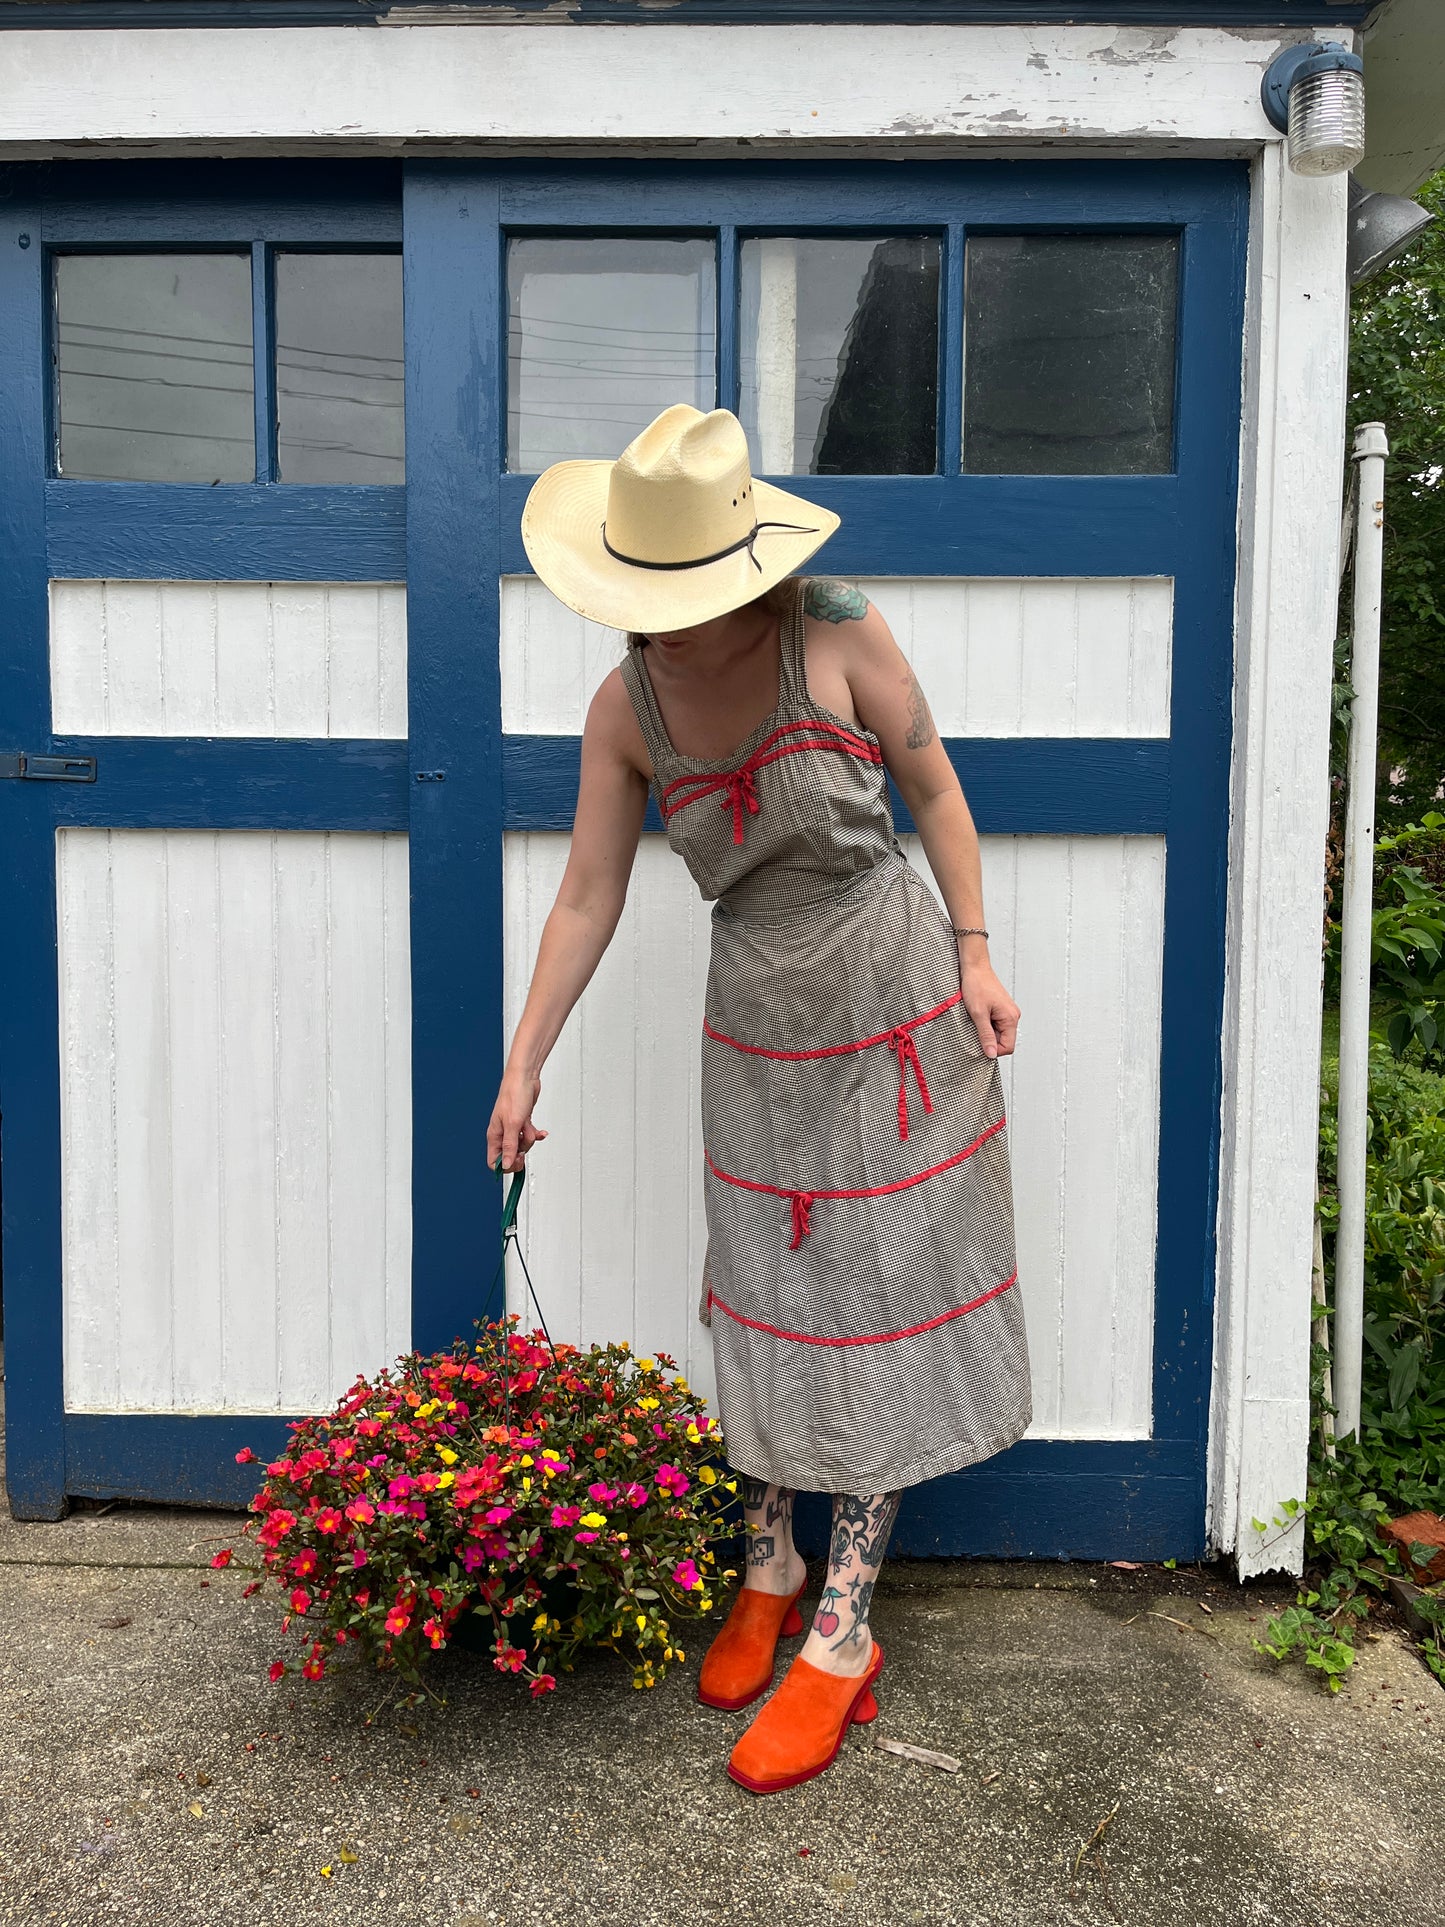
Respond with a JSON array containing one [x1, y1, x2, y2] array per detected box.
[[49, 579, 408, 738], [500, 574, 1172, 738], [57, 827, 412, 1414], [503, 831, 1163, 1441]]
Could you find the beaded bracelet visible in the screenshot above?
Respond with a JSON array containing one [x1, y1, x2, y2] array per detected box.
[[951, 925, 989, 940]]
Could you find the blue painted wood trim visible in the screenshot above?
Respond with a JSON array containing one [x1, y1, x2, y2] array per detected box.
[[1145, 170, 1248, 1468], [503, 474, 1185, 576], [41, 738, 410, 830], [717, 223, 739, 416], [0, 188, 69, 1522], [503, 735, 1171, 835], [251, 241, 277, 485], [0, 3, 1372, 28], [45, 482, 407, 579], [60, 1410, 1203, 1559], [403, 165, 508, 1353], [23, 160, 402, 243], [65, 1415, 288, 1511]]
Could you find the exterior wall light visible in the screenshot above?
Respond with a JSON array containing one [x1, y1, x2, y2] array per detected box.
[[1347, 175, 1435, 286], [1261, 39, 1366, 176]]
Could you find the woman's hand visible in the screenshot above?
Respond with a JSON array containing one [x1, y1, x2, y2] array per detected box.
[[487, 1066, 549, 1173], [960, 958, 1021, 1060]]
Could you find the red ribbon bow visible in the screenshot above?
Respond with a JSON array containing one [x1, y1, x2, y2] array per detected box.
[[887, 1026, 934, 1142], [788, 1192, 817, 1249], [721, 766, 761, 845]]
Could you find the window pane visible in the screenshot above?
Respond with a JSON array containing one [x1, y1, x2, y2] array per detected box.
[[739, 235, 939, 476], [275, 253, 405, 484], [963, 234, 1179, 475], [55, 253, 254, 483], [506, 237, 715, 473]]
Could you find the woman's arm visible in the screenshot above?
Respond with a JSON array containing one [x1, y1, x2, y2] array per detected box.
[[487, 670, 651, 1171], [811, 585, 1020, 1060]]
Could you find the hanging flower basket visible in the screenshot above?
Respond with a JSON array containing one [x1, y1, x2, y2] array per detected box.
[[219, 1170, 739, 1702]]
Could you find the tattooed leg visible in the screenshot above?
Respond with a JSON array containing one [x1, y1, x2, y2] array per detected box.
[[739, 1478, 806, 1598], [800, 1490, 903, 1677]]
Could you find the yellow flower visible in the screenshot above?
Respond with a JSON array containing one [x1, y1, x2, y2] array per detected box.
[[579, 1511, 608, 1529], [519, 1454, 534, 1467], [415, 1400, 437, 1418], [522, 1476, 532, 1492], [636, 1358, 656, 1373], [698, 1465, 718, 1485], [533, 1611, 550, 1632], [436, 1471, 455, 1490], [674, 1378, 690, 1393], [676, 1647, 686, 1662], [636, 1613, 647, 1632], [638, 1398, 660, 1412], [724, 1479, 738, 1493], [685, 1423, 701, 1443], [437, 1447, 458, 1465]]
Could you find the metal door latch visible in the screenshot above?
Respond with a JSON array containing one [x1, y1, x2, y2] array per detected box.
[[0, 752, 97, 782]]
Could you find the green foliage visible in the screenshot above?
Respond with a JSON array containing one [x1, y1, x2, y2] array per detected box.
[[1345, 170, 1445, 831], [1253, 1037, 1445, 1690]]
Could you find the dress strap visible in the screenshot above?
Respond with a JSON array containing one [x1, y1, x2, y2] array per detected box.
[[618, 640, 677, 776], [776, 575, 811, 708]]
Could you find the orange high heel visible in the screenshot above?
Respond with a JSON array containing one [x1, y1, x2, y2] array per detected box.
[[696, 1578, 808, 1711], [726, 1639, 884, 1794]]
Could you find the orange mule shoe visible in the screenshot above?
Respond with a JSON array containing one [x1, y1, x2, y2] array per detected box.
[[696, 1579, 808, 1711], [726, 1640, 884, 1794]]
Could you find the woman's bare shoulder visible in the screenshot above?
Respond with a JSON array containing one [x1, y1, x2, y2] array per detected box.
[[586, 661, 652, 778]]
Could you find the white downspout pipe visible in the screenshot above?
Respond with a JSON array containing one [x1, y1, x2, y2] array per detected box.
[[1334, 420, 1389, 1443]]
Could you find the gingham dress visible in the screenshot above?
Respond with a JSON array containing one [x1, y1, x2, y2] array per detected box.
[[618, 576, 1033, 1493]]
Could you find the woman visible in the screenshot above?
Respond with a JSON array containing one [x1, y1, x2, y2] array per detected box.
[[488, 403, 1033, 1794]]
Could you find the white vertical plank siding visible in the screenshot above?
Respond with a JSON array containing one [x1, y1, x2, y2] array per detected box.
[[503, 830, 1164, 1439], [57, 827, 411, 1414], [499, 574, 1172, 737], [49, 580, 407, 737]]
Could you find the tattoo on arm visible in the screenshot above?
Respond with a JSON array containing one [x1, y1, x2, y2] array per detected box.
[[803, 578, 869, 625], [904, 667, 936, 750]]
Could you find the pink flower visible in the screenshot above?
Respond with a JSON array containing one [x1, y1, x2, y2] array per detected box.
[[493, 1646, 526, 1674], [672, 1558, 703, 1592], [484, 1505, 513, 1526], [210, 1549, 233, 1570], [623, 1483, 648, 1509], [234, 1447, 257, 1465], [344, 1500, 375, 1525], [351, 1548, 367, 1570], [460, 1544, 487, 1573], [529, 1674, 557, 1699], [550, 1505, 581, 1529], [587, 1482, 620, 1505], [575, 1530, 599, 1544], [388, 1474, 416, 1500], [656, 1464, 690, 1497], [652, 1423, 668, 1439]]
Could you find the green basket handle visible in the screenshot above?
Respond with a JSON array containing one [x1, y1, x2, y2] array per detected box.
[[493, 1157, 526, 1241]]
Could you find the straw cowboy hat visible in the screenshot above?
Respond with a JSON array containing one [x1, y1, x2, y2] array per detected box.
[[520, 403, 841, 633]]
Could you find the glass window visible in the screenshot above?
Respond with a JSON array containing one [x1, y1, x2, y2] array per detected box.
[[275, 252, 405, 484], [963, 234, 1179, 475], [55, 252, 255, 483], [506, 237, 716, 473], [739, 235, 939, 476]]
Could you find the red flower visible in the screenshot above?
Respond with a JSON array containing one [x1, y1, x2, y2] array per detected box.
[[242, 1581, 262, 1598], [210, 1549, 233, 1569], [234, 1447, 257, 1465], [385, 1607, 411, 1637], [529, 1673, 557, 1699], [344, 1500, 375, 1526], [302, 1651, 326, 1682], [290, 1587, 312, 1615], [422, 1617, 447, 1651], [314, 1508, 344, 1535], [268, 1661, 286, 1684]]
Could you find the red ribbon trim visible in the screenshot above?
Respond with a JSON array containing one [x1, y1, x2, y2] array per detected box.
[[704, 991, 962, 1142], [705, 1270, 1020, 1348], [704, 1116, 1007, 1245], [659, 721, 883, 844]]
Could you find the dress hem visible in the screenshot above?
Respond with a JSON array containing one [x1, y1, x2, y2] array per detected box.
[[719, 1403, 1034, 1497]]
